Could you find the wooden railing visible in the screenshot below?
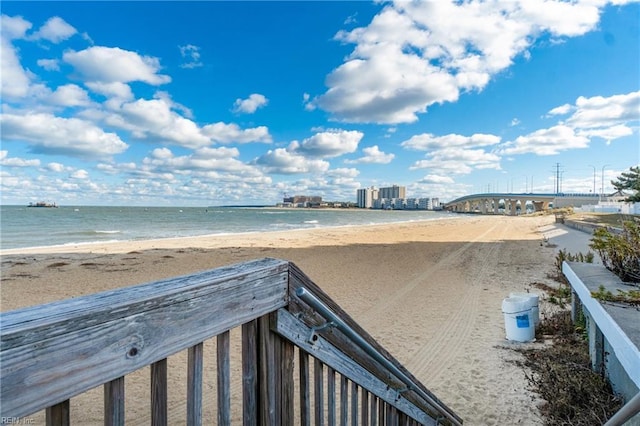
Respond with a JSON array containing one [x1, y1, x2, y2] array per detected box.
[[1, 258, 462, 425]]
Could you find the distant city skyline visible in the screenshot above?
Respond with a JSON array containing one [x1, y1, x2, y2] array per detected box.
[[1, 2, 638, 206]]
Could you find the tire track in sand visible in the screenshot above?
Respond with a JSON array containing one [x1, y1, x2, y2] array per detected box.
[[405, 220, 510, 385], [359, 221, 501, 325]]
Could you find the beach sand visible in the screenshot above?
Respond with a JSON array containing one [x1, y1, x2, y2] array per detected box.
[[1, 214, 567, 425]]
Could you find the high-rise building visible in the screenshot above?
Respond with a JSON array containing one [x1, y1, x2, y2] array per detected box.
[[357, 186, 378, 208], [379, 185, 406, 200]]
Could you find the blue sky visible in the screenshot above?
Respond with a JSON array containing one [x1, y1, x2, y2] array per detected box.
[[1, 1, 639, 206]]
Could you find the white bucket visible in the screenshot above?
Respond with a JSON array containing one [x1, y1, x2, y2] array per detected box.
[[510, 292, 540, 326], [502, 297, 535, 342]]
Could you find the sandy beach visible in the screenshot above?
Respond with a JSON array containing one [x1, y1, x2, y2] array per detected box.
[[1, 214, 572, 425]]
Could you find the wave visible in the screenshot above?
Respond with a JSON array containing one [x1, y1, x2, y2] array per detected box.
[[95, 230, 122, 234], [303, 220, 319, 224]]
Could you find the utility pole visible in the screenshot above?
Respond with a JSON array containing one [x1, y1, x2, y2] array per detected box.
[[552, 163, 564, 195], [588, 165, 596, 194]]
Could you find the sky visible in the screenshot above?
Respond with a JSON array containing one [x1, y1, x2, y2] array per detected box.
[[1, 1, 639, 207]]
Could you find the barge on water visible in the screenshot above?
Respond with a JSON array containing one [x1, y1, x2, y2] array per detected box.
[[27, 201, 58, 208]]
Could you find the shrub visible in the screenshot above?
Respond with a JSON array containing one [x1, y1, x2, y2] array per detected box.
[[590, 220, 640, 283]]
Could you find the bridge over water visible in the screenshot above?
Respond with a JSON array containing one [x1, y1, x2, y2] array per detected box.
[[443, 192, 600, 215]]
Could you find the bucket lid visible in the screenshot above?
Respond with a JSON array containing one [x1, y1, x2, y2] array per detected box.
[[502, 296, 531, 313], [509, 292, 539, 304]]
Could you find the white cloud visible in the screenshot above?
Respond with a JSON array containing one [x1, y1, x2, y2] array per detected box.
[[410, 147, 501, 174], [1, 15, 32, 40], [71, 169, 89, 179], [85, 82, 134, 102], [0, 151, 40, 167], [401, 133, 501, 150], [232, 93, 269, 114], [63, 46, 171, 85], [327, 167, 359, 179], [48, 84, 92, 107], [37, 58, 60, 71], [47, 162, 69, 172], [311, 0, 612, 124], [1, 35, 31, 99], [202, 122, 272, 144], [497, 90, 639, 156], [499, 125, 590, 156], [179, 44, 203, 69], [578, 124, 633, 142], [419, 174, 455, 184], [293, 130, 363, 158], [32, 16, 77, 43], [400, 132, 502, 175], [566, 91, 640, 130], [143, 147, 260, 175], [76, 95, 271, 150], [548, 103, 573, 116], [345, 145, 395, 164], [254, 148, 330, 175], [0, 112, 128, 159]]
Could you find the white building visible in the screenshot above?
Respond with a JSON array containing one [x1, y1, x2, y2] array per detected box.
[[418, 198, 431, 210], [393, 198, 405, 210], [357, 186, 434, 210], [357, 186, 379, 208]]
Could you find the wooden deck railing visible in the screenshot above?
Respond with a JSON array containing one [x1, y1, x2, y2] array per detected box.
[[1, 258, 462, 425]]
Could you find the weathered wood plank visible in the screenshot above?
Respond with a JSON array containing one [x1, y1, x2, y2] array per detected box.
[[3, 258, 288, 344], [242, 320, 258, 426], [46, 399, 69, 426], [187, 342, 203, 426], [217, 331, 231, 426], [362, 389, 369, 426], [258, 315, 276, 425], [299, 349, 310, 426], [314, 358, 324, 425], [370, 395, 377, 426], [151, 358, 167, 426], [104, 376, 125, 426], [340, 375, 348, 426], [327, 366, 336, 426], [274, 333, 283, 426], [1, 259, 288, 418], [351, 381, 359, 426], [281, 338, 295, 425], [274, 309, 435, 425], [151, 358, 168, 426]]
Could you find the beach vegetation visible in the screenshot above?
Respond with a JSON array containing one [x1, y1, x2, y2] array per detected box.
[[589, 219, 640, 283], [547, 249, 594, 291], [590, 284, 640, 307], [515, 310, 623, 425], [571, 212, 634, 228]]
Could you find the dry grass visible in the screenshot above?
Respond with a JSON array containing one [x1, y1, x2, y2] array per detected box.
[[570, 212, 634, 228], [515, 310, 623, 425]]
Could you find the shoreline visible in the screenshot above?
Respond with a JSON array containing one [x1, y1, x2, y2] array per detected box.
[[0, 206, 455, 253], [0, 214, 463, 256]]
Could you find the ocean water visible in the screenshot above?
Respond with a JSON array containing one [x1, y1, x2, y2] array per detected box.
[[0, 205, 453, 250]]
